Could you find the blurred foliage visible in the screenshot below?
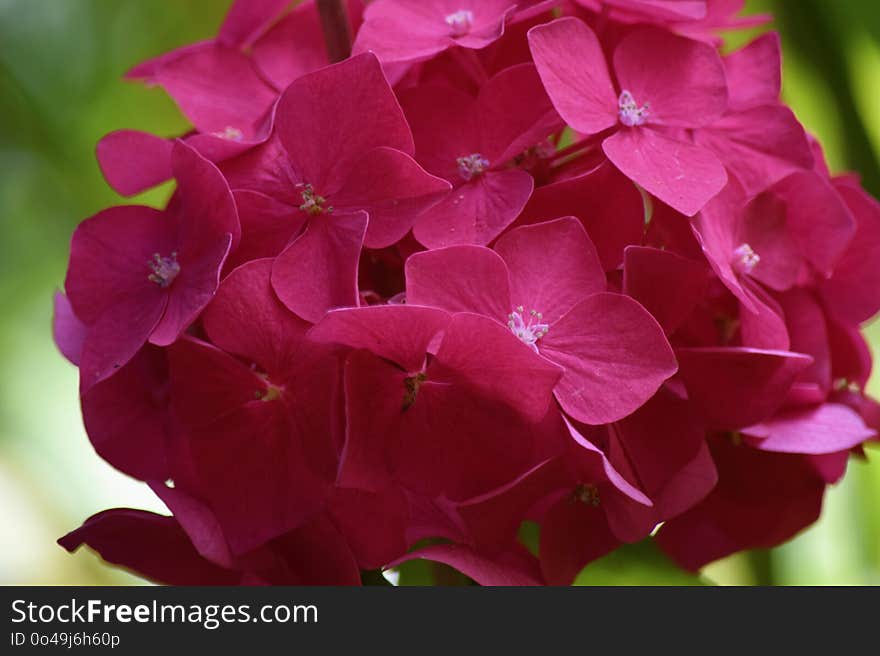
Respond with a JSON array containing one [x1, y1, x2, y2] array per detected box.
[[0, 0, 877, 585]]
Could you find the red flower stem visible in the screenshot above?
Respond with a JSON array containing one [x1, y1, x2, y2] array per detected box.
[[316, 0, 352, 63]]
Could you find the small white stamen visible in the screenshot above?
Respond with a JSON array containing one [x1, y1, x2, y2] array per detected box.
[[507, 307, 549, 352], [147, 252, 180, 288], [297, 183, 332, 215], [732, 243, 760, 274], [618, 90, 649, 127], [445, 9, 474, 37], [456, 153, 490, 181], [211, 126, 243, 141]]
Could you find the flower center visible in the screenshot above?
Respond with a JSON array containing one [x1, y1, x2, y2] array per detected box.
[[732, 243, 760, 274], [298, 183, 332, 215], [445, 9, 474, 37], [618, 90, 649, 127], [147, 252, 180, 288], [212, 126, 243, 141], [507, 306, 549, 352], [456, 153, 490, 181], [402, 372, 427, 411], [573, 483, 601, 507]]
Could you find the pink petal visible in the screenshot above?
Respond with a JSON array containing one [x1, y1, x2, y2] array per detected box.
[[820, 182, 880, 324], [737, 278, 790, 351], [153, 44, 276, 138], [771, 171, 856, 277], [527, 17, 618, 135], [390, 544, 542, 586], [675, 347, 813, 429], [405, 245, 512, 322], [541, 293, 677, 425], [65, 205, 176, 325], [332, 147, 450, 249], [217, 0, 292, 47], [478, 62, 564, 165], [613, 27, 727, 128], [81, 346, 169, 481], [745, 403, 874, 455], [271, 211, 368, 323], [276, 53, 413, 192], [540, 498, 618, 585], [52, 291, 87, 366], [58, 509, 239, 585], [603, 127, 727, 216], [149, 234, 231, 346], [202, 259, 311, 374], [171, 140, 241, 250], [330, 486, 409, 570], [431, 312, 562, 422], [413, 168, 534, 247], [309, 304, 451, 373], [96, 130, 173, 196], [495, 217, 606, 324], [623, 246, 709, 335], [79, 292, 167, 392], [225, 190, 305, 271], [250, 2, 330, 89], [518, 162, 644, 271], [723, 32, 781, 110], [695, 105, 814, 197]]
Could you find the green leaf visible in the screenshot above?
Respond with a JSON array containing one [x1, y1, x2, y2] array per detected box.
[[573, 539, 713, 586]]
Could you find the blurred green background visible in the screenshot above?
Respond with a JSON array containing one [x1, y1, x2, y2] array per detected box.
[[0, 0, 877, 585]]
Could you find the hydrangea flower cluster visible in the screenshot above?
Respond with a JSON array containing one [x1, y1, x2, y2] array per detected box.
[[55, 0, 880, 585]]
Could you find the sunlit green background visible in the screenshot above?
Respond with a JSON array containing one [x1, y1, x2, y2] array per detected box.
[[1, 0, 878, 585]]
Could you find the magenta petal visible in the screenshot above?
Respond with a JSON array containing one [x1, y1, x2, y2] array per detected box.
[[724, 32, 781, 110], [390, 544, 542, 586], [527, 17, 617, 135], [413, 169, 534, 248], [623, 246, 709, 335], [53, 291, 87, 366], [150, 234, 232, 346], [820, 183, 880, 324], [540, 498, 618, 585], [171, 140, 241, 249], [153, 45, 276, 138], [676, 347, 813, 429], [738, 278, 790, 351], [744, 403, 875, 455], [496, 217, 606, 324], [478, 62, 564, 165], [65, 205, 176, 325], [58, 509, 239, 585], [81, 346, 169, 481], [339, 350, 408, 491], [772, 171, 856, 277], [202, 259, 310, 372], [332, 146, 451, 249], [150, 482, 234, 568], [330, 486, 408, 570], [432, 312, 562, 423], [217, 0, 292, 48], [225, 190, 305, 270], [696, 105, 814, 197], [613, 28, 727, 128], [276, 53, 413, 192], [272, 212, 368, 323], [250, 3, 329, 89], [519, 162, 644, 271], [541, 293, 677, 425], [603, 127, 727, 217], [79, 292, 166, 392], [406, 245, 511, 322], [96, 130, 173, 196], [309, 305, 451, 373]]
